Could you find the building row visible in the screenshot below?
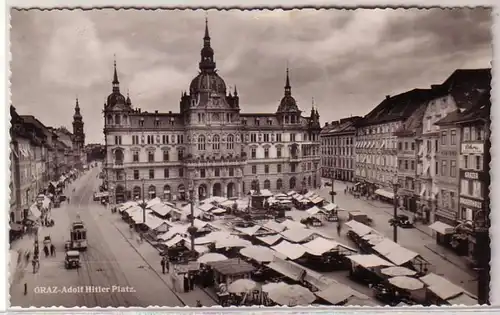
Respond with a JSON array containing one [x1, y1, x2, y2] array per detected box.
[[103, 20, 321, 205], [9, 103, 86, 223], [320, 68, 491, 262]]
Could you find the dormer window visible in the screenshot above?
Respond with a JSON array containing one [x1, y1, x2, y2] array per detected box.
[[115, 114, 121, 125], [139, 118, 144, 127]]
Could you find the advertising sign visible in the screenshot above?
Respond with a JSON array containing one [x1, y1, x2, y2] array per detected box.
[[460, 197, 483, 210], [461, 143, 484, 154]]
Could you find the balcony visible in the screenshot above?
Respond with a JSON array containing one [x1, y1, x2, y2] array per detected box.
[[289, 155, 301, 162], [111, 161, 124, 169], [182, 155, 247, 167]]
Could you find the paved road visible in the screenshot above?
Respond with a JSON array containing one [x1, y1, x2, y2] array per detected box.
[[10, 168, 186, 307], [313, 179, 477, 295]]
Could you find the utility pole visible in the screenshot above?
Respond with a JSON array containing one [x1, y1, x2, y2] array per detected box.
[[330, 169, 335, 203], [392, 175, 400, 243], [187, 180, 198, 257], [141, 178, 146, 224]]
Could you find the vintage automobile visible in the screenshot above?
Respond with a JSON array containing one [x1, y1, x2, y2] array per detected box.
[[65, 250, 81, 269], [348, 211, 373, 226], [396, 215, 414, 228]]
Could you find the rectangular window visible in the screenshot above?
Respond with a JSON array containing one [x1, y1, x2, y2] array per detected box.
[[276, 147, 282, 158], [450, 191, 455, 209], [277, 164, 282, 173], [264, 165, 269, 174], [441, 131, 447, 145], [441, 160, 447, 176], [164, 168, 169, 178], [460, 179, 468, 195], [177, 135, 184, 144], [178, 149, 184, 161], [132, 135, 139, 145], [404, 160, 408, 170], [149, 169, 154, 179], [215, 168, 220, 177], [463, 127, 470, 141], [200, 169, 205, 178], [404, 142, 408, 150], [252, 165, 257, 174], [411, 160, 415, 170], [468, 180, 473, 196], [450, 130, 456, 145], [473, 180, 482, 198], [148, 151, 154, 162], [475, 156, 482, 170], [251, 148, 256, 159], [290, 133, 296, 142], [228, 167, 234, 177], [435, 161, 439, 175], [276, 134, 282, 142], [133, 170, 139, 180], [162, 135, 169, 144], [264, 148, 269, 158], [263, 134, 270, 142], [450, 160, 456, 177], [250, 134, 257, 142], [163, 151, 169, 162], [463, 156, 469, 169], [133, 152, 139, 162]]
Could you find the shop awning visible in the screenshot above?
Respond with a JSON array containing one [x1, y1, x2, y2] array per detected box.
[[374, 189, 394, 199], [271, 240, 307, 260], [280, 228, 316, 243], [372, 239, 419, 266], [347, 254, 394, 268], [428, 221, 455, 235], [345, 220, 373, 237], [420, 273, 474, 301]]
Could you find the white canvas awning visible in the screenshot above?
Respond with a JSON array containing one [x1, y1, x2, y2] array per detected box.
[[374, 189, 394, 199], [262, 220, 286, 233], [428, 221, 455, 235], [347, 254, 394, 268], [281, 228, 316, 243], [345, 220, 373, 237], [149, 203, 173, 217], [322, 203, 338, 211], [257, 234, 283, 245], [302, 237, 343, 256], [372, 239, 419, 266], [272, 240, 307, 260], [306, 206, 324, 216], [280, 219, 306, 230]]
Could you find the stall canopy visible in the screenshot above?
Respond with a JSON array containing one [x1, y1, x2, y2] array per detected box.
[[208, 258, 255, 276], [306, 206, 324, 216], [345, 220, 374, 237], [272, 240, 307, 260], [309, 196, 325, 204], [163, 234, 185, 247], [280, 219, 306, 230], [280, 228, 316, 243], [372, 239, 419, 266], [322, 203, 338, 212], [256, 234, 283, 246], [262, 220, 286, 233], [215, 236, 252, 249], [302, 237, 356, 256], [146, 197, 162, 208], [381, 266, 417, 277], [267, 284, 316, 306], [362, 233, 385, 246], [419, 273, 477, 304], [149, 203, 174, 217], [267, 256, 306, 282], [315, 284, 357, 305], [240, 245, 284, 263], [374, 189, 394, 199], [197, 252, 228, 264], [233, 225, 262, 237], [388, 276, 424, 291], [347, 254, 394, 268], [428, 221, 455, 235], [199, 203, 215, 212], [157, 225, 188, 241], [262, 282, 287, 293]]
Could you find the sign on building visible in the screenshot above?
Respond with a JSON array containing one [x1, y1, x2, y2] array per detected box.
[[461, 143, 484, 155]]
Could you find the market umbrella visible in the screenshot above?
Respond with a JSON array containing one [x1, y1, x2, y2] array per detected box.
[[215, 236, 252, 249], [381, 266, 417, 277], [227, 279, 258, 294], [388, 276, 424, 291], [240, 245, 277, 263], [196, 253, 228, 264], [262, 282, 288, 293], [267, 284, 317, 306]]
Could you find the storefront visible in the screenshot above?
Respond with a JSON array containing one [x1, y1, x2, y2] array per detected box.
[[458, 196, 483, 258]]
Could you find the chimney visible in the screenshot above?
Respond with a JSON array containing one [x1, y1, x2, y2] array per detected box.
[[324, 122, 329, 126], [155, 110, 158, 114], [169, 111, 172, 114], [385, 95, 391, 99]]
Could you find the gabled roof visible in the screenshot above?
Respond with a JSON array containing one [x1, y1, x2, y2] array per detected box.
[[357, 89, 435, 127], [435, 90, 491, 126], [437, 68, 491, 110]]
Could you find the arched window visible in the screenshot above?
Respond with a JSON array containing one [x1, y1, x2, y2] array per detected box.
[[308, 176, 312, 186], [213, 135, 220, 150], [251, 180, 259, 191], [148, 185, 157, 199], [276, 179, 283, 191], [107, 115, 113, 125], [289, 177, 296, 189], [163, 185, 171, 200], [264, 179, 271, 190], [133, 186, 142, 200], [198, 135, 206, 151], [115, 114, 121, 125], [227, 134, 234, 150]]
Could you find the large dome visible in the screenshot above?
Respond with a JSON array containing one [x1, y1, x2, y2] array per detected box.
[[107, 92, 126, 107], [189, 72, 227, 95], [277, 95, 299, 112]]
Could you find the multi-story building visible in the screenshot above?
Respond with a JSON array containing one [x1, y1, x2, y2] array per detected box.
[[103, 21, 321, 205], [54, 127, 77, 174], [419, 69, 491, 225], [320, 116, 361, 182], [394, 103, 428, 213], [355, 89, 433, 198], [10, 106, 48, 222]]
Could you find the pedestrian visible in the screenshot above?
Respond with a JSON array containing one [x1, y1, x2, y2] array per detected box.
[[337, 222, 342, 236], [189, 273, 195, 290], [32, 259, 37, 274], [165, 259, 170, 273], [50, 244, 56, 257], [24, 283, 28, 295], [43, 245, 49, 258], [171, 274, 177, 292], [161, 258, 166, 274]]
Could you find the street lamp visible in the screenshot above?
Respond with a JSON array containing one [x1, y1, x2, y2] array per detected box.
[[329, 169, 336, 203], [187, 180, 198, 257], [392, 174, 400, 243], [139, 178, 147, 225]]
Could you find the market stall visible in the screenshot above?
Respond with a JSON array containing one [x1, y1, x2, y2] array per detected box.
[[419, 273, 478, 306], [301, 236, 357, 271], [372, 239, 430, 274], [346, 254, 394, 285]]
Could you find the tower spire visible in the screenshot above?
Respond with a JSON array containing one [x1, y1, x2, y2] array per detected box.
[[204, 14, 210, 42], [199, 15, 216, 72], [284, 67, 291, 96], [112, 54, 120, 93]]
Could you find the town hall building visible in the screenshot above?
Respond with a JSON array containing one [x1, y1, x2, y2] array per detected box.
[[103, 20, 321, 204]]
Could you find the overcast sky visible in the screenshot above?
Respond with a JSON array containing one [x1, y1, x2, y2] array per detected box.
[[11, 8, 492, 144]]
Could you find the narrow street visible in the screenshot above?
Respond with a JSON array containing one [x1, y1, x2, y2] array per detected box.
[[10, 168, 186, 307], [314, 179, 478, 295]]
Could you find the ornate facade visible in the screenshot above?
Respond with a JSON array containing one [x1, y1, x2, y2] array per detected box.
[[103, 21, 321, 205]]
